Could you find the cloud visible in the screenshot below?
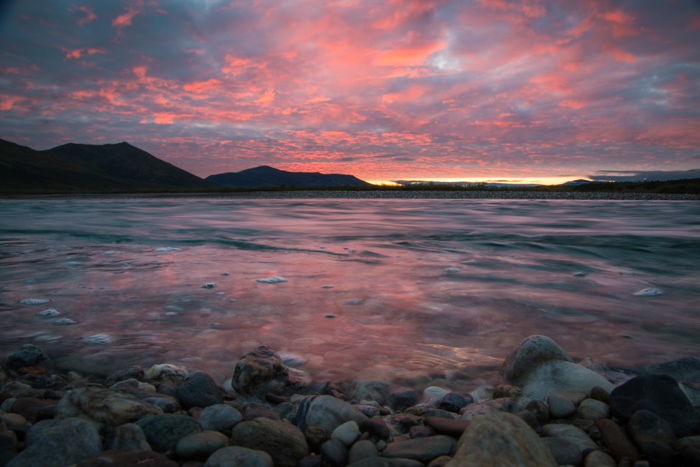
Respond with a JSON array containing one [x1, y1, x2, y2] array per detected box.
[[73, 5, 97, 25], [590, 169, 700, 182]]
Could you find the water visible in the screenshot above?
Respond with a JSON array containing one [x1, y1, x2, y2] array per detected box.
[[1, 197, 699, 386]]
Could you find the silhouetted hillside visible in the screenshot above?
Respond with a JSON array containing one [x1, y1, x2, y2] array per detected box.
[[0, 139, 214, 193], [206, 165, 371, 188]]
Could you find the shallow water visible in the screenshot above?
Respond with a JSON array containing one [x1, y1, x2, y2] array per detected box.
[[1, 197, 699, 385]]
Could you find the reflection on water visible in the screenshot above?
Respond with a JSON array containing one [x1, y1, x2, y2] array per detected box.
[[1, 198, 699, 385]]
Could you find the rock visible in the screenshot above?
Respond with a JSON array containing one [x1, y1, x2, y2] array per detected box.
[[577, 398, 609, 420], [5, 344, 47, 370], [424, 416, 469, 437], [53, 318, 77, 325], [57, 387, 162, 425], [383, 435, 455, 462], [204, 446, 274, 467], [548, 392, 576, 418], [524, 399, 549, 423], [256, 276, 287, 283], [590, 385, 610, 403], [232, 346, 294, 395], [448, 412, 556, 467], [82, 333, 113, 345], [304, 425, 328, 452], [135, 414, 202, 452], [348, 439, 378, 463], [628, 409, 676, 465], [110, 423, 151, 451], [19, 298, 49, 305], [351, 381, 389, 404], [409, 425, 435, 438], [609, 374, 700, 437], [675, 436, 700, 466], [76, 450, 178, 467], [137, 393, 181, 413], [232, 417, 308, 467], [37, 308, 60, 318], [634, 287, 663, 296], [320, 438, 348, 466], [438, 392, 473, 413], [502, 335, 572, 384], [542, 423, 597, 454], [110, 378, 156, 393], [517, 360, 613, 408], [359, 417, 390, 439], [646, 357, 700, 383], [543, 437, 582, 465], [7, 417, 101, 467], [298, 395, 368, 432], [176, 371, 223, 409], [176, 430, 229, 460], [298, 455, 323, 467], [348, 457, 423, 467], [144, 363, 188, 381], [583, 450, 617, 467], [331, 420, 360, 446], [595, 418, 640, 463], [459, 397, 512, 420], [199, 403, 242, 431], [423, 386, 451, 401], [493, 384, 522, 399], [387, 387, 420, 411]]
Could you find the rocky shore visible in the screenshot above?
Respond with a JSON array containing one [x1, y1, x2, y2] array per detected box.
[[1, 336, 699, 467]]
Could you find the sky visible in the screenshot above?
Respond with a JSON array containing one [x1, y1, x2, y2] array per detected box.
[[1, 0, 699, 183]]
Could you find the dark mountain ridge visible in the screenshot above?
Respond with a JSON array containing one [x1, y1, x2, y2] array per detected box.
[[0, 139, 213, 193], [206, 165, 371, 188]]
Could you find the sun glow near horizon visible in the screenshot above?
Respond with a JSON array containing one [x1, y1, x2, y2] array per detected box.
[[366, 176, 589, 186]]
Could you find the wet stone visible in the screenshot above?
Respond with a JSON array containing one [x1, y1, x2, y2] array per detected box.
[[543, 437, 583, 466], [383, 435, 455, 463], [110, 423, 151, 451], [175, 430, 229, 460], [548, 392, 576, 418], [595, 418, 640, 463], [438, 392, 472, 413], [176, 371, 223, 409], [135, 414, 202, 453], [231, 417, 309, 467], [577, 398, 609, 420], [5, 344, 47, 371], [198, 404, 242, 431], [387, 387, 420, 411], [628, 409, 676, 465], [320, 438, 348, 467], [348, 439, 379, 464], [331, 420, 360, 446], [76, 450, 178, 467], [203, 446, 273, 467], [424, 416, 468, 438]]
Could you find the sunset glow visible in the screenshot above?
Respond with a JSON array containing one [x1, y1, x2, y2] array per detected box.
[[1, 0, 699, 181]]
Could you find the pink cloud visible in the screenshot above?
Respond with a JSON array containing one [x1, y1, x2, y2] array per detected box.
[[73, 5, 97, 25], [64, 47, 105, 60], [113, 7, 140, 27]]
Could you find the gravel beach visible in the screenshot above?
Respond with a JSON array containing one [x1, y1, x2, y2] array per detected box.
[[1, 336, 699, 466]]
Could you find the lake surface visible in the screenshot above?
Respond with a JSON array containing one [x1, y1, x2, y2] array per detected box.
[[1, 197, 699, 386]]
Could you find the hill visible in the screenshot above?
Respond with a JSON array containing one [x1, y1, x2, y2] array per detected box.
[[0, 139, 214, 193], [206, 165, 371, 188]]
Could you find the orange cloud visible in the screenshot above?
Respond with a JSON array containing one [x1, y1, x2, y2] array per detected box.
[[113, 7, 139, 27], [183, 79, 221, 93], [65, 47, 105, 59]]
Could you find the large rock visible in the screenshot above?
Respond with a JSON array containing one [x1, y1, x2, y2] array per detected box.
[[628, 409, 676, 465], [7, 417, 101, 467], [232, 346, 293, 395], [176, 371, 224, 409], [198, 404, 243, 431], [296, 395, 368, 432], [136, 414, 202, 452], [176, 430, 229, 460], [383, 435, 455, 463], [5, 344, 47, 370], [645, 357, 700, 383], [502, 335, 572, 383], [609, 374, 700, 437], [446, 412, 556, 467], [204, 446, 273, 467], [110, 423, 151, 451], [57, 387, 162, 425], [231, 417, 308, 467]]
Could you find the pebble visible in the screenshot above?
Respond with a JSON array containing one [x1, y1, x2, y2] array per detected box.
[[543, 436, 582, 465], [232, 417, 309, 467], [176, 371, 223, 409], [154, 247, 180, 252], [331, 420, 360, 446], [198, 404, 242, 431], [256, 276, 287, 284], [348, 439, 378, 463], [136, 414, 202, 452], [320, 438, 348, 467], [19, 298, 50, 305], [202, 283, 216, 289], [595, 418, 640, 463], [583, 450, 617, 467], [548, 392, 576, 418], [383, 435, 455, 463], [36, 308, 60, 318], [577, 398, 609, 420], [175, 430, 229, 460], [203, 446, 273, 467], [633, 287, 663, 296]]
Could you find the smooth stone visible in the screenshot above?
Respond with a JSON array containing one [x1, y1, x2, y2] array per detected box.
[[424, 416, 469, 437], [583, 450, 617, 467], [387, 387, 420, 411], [590, 385, 610, 403], [348, 457, 424, 467], [53, 318, 77, 325], [110, 423, 151, 451], [459, 397, 512, 420], [198, 404, 243, 431], [301, 395, 368, 432], [609, 374, 700, 437], [135, 414, 202, 452], [595, 418, 640, 463], [331, 420, 360, 446], [144, 363, 188, 381], [447, 412, 556, 467], [256, 275, 287, 283], [7, 417, 101, 467], [298, 455, 322, 467], [320, 438, 348, 466], [304, 425, 329, 452], [502, 335, 572, 384], [351, 380, 389, 404], [232, 346, 291, 395], [675, 436, 700, 466], [176, 371, 223, 409], [37, 308, 60, 318], [628, 409, 676, 465], [110, 378, 156, 393], [543, 437, 582, 465], [438, 392, 473, 413], [427, 455, 451, 467], [57, 387, 162, 425], [5, 344, 47, 370], [137, 393, 181, 413], [633, 287, 663, 296], [541, 424, 597, 452], [645, 357, 700, 383], [204, 446, 273, 467], [348, 439, 379, 463], [359, 417, 391, 439], [423, 386, 451, 401], [383, 435, 455, 462], [548, 392, 576, 418], [525, 399, 549, 423], [517, 360, 613, 409], [75, 449, 178, 467], [577, 398, 610, 420], [231, 417, 308, 467], [409, 425, 435, 438], [176, 430, 229, 460], [82, 333, 113, 344]]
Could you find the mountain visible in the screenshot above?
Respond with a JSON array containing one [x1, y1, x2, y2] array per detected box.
[[206, 165, 371, 188], [561, 179, 593, 186], [0, 139, 214, 193]]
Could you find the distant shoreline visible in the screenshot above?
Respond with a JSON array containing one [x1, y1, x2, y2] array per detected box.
[[1, 190, 699, 200]]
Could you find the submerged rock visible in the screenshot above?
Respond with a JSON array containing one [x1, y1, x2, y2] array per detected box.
[[56, 387, 162, 426], [502, 335, 572, 384], [633, 287, 663, 296], [232, 346, 298, 396], [256, 276, 287, 284], [176, 371, 223, 409], [297, 395, 368, 432], [5, 344, 47, 370], [19, 298, 50, 305], [37, 308, 60, 318]]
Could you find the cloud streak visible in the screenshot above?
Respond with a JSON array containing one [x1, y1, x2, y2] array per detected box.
[[1, 0, 699, 180]]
